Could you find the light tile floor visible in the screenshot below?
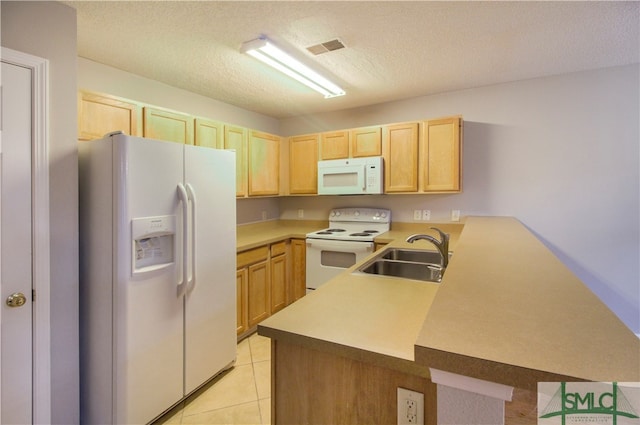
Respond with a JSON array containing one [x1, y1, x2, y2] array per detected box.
[[156, 333, 271, 425]]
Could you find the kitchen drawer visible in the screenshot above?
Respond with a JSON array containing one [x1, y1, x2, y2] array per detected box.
[[237, 246, 269, 268], [270, 241, 287, 257]]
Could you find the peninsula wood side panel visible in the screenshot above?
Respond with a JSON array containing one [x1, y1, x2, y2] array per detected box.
[[272, 340, 437, 425]]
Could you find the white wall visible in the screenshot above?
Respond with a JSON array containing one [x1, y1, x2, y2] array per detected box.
[[1, 1, 79, 423], [280, 65, 640, 334]]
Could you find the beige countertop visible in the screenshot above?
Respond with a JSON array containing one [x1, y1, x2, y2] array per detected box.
[[257, 220, 465, 376], [414, 216, 640, 390], [236, 219, 327, 251], [254, 217, 640, 389]]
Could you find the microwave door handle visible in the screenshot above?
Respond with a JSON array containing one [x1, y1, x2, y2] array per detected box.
[[360, 166, 366, 192]]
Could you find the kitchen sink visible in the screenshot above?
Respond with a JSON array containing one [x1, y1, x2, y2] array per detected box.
[[354, 247, 452, 283], [359, 259, 444, 282], [381, 248, 452, 264]]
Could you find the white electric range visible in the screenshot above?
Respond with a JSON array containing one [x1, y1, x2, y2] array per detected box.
[[305, 207, 391, 292]]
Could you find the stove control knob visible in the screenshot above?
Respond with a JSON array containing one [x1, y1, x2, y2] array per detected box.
[[354, 210, 360, 217], [374, 212, 380, 217], [335, 211, 341, 216], [381, 212, 387, 218], [330, 211, 336, 217]]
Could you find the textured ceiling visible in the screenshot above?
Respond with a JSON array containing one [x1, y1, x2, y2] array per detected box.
[[64, 1, 639, 118]]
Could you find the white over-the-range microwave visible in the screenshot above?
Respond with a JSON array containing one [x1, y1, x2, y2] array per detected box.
[[317, 156, 383, 195]]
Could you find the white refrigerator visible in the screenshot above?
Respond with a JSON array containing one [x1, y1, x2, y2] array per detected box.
[[79, 133, 237, 424]]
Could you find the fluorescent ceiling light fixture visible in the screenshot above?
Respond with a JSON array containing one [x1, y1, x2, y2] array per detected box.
[[241, 37, 345, 98]]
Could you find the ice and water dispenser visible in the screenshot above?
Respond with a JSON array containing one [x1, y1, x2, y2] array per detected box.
[[132, 215, 176, 274]]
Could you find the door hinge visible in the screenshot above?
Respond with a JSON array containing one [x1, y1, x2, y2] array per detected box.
[[32, 289, 36, 302]]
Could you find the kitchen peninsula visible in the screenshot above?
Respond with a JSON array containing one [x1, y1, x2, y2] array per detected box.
[[257, 216, 640, 424]]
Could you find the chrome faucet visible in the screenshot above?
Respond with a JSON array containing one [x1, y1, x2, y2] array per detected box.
[[406, 227, 450, 269]]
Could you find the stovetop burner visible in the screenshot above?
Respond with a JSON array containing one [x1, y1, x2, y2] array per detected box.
[[305, 208, 391, 242], [316, 228, 347, 235]]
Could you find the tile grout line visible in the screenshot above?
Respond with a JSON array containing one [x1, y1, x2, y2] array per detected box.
[[249, 335, 265, 424]]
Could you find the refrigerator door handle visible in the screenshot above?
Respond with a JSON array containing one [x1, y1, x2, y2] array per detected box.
[[186, 183, 197, 289], [177, 183, 189, 295]]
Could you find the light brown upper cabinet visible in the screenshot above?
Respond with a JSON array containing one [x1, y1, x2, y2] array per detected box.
[[143, 106, 194, 145], [383, 122, 419, 192], [78, 91, 141, 141], [350, 126, 382, 157], [420, 116, 462, 192], [224, 125, 248, 197], [249, 131, 280, 196], [195, 118, 223, 149], [320, 131, 350, 160], [289, 134, 319, 194]]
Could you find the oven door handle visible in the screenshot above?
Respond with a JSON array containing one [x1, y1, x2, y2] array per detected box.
[[306, 238, 374, 253]]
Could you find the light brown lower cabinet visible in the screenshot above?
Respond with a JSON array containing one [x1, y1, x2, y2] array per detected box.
[[289, 239, 306, 303], [270, 241, 288, 314], [237, 246, 269, 335], [247, 260, 270, 328], [236, 268, 248, 335], [237, 239, 305, 338]]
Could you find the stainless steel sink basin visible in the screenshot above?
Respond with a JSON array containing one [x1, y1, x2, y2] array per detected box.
[[381, 248, 451, 264], [359, 259, 443, 282], [353, 247, 452, 283]]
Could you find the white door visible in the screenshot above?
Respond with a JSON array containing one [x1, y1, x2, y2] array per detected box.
[[1, 60, 33, 424]]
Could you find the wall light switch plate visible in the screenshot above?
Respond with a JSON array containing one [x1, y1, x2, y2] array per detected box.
[[397, 387, 424, 425], [451, 210, 461, 222], [297, 209, 304, 219], [413, 210, 422, 221]]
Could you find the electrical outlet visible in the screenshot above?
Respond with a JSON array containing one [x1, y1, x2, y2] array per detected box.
[[413, 210, 422, 221], [297, 209, 304, 219], [451, 209, 461, 222], [397, 387, 424, 425], [422, 210, 431, 221]]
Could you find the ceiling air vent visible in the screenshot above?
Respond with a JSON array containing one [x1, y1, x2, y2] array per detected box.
[[307, 39, 346, 56]]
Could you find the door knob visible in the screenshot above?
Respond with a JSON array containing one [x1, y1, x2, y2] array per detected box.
[[6, 292, 27, 308]]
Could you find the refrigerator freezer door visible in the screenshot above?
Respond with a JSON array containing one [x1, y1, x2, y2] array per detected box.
[[115, 136, 185, 424], [183, 145, 237, 394]]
